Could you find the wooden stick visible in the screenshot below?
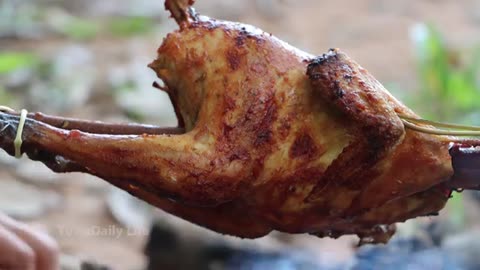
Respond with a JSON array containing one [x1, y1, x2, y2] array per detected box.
[[448, 142, 480, 190], [2, 110, 480, 193], [1, 110, 185, 136]]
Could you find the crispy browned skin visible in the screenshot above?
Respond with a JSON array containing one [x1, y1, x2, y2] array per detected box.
[[0, 0, 455, 242]]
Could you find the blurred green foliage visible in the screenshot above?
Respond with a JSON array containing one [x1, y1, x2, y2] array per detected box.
[[0, 52, 38, 74], [108, 17, 156, 37], [409, 23, 480, 228], [0, 52, 37, 105], [59, 16, 156, 41], [0, 86, 14, 105], [61, 18, 100, 40], [410, 23, 480, 123]]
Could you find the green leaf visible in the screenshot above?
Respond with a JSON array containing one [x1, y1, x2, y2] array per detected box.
[[0, 52, 38, 74]]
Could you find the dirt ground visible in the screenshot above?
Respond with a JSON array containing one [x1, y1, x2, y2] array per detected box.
[[1, 0, 480, 269]]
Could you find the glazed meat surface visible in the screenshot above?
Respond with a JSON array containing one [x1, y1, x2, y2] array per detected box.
[[0, 0, 456, 243], [146, 0, 453, 241]]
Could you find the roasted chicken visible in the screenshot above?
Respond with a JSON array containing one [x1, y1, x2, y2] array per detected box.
[[0, 0, 479, 244]]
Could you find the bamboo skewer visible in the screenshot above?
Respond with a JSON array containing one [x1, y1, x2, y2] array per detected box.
[[399, 114, 480, 136]]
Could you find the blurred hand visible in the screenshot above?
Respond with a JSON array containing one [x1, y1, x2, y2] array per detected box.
[[0, 213, 59, 270]]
